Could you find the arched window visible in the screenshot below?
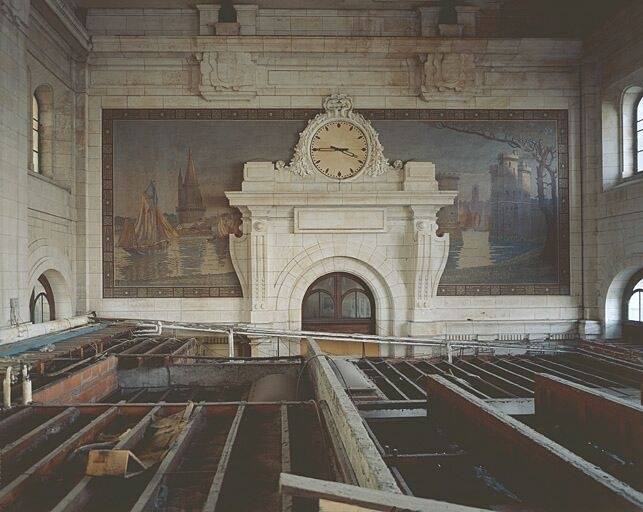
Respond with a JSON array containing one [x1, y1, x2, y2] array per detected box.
[[302, 273, 375, 334], [31, 84, 53, 177], [625, 273, 643, 323], [636, 95, 643, 174], [32, 94, 41, 172], [29, 274, 56, 323]]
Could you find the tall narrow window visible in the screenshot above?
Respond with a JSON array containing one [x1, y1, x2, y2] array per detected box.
[[32, 94, 40, 173], [636, 96, 643, 174]]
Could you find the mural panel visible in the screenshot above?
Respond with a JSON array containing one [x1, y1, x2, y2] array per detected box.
[[102, 109, 568, 298]]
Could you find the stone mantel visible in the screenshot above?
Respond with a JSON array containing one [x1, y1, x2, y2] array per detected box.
[[225, 159, 458, 337]]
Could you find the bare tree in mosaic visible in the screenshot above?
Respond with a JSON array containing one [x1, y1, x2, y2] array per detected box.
[[435, 121, 559, 264]]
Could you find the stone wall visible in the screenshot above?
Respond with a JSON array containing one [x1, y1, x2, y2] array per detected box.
[[580, 2, 643, 338], [2, 1, 640, 341], [85, 32, 583, 338], [0, 0, 87, 340]]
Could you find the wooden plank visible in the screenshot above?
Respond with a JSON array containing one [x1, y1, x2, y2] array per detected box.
[[129, 404, 203, 512], [50, 405, 161, 512], [280, 473, 492, 512], [201, 403, 245, 512], [0, 407, 79, 465], [281, 405, 292, 512], [0, 406, 118, 509]]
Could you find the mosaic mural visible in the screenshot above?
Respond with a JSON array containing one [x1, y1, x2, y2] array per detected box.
[[102, 109, 568, 298]]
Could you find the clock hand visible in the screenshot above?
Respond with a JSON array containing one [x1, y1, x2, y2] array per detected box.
[[336, 148, 359, 158], [313, 147, 341, 152], [330, 145, 349, 151]]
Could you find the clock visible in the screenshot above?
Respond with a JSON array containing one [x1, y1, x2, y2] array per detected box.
[[276, 94, 402, 179], [309, 121, 368, 180]]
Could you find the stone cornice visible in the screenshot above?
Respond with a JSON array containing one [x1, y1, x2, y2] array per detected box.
[[226, 191, 458, 207], [39, 0, 91, 53], [90, 35, 583, 62]]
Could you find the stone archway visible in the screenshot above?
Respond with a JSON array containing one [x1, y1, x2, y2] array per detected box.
[[278, 253, 401, 337], [27, 243, 74, 320], [603, 258, 643, 339]]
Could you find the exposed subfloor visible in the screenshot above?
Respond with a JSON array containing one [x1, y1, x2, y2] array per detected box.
[[0, 402, 337, 512], [353, 351, 642, 402]]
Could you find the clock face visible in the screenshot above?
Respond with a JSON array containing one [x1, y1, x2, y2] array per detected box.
[[310, 121, 368, 179]]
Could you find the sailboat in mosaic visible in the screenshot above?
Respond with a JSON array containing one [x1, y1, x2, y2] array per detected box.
[[118, 181, 177, 255]]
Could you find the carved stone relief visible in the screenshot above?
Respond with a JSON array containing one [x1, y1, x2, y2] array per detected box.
[[196, 51, 257, 101], [420, 52, 478, 101]]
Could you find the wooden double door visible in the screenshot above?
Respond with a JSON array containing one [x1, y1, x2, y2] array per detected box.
[[301, 272, 375, 335]]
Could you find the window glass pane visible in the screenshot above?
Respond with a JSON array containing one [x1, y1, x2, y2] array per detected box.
[[634, 279, 643, 291], [637, 130, 643, 150], [32, 96, 39, 122], [302, 292, 319, 319], [355, 292, 371, 318], [340, 275, 363, 295], [637, 99, 643, 121], [311, 276, 333, 293], [33, 293, 51, 323], [341, 291, 371, 318], [628, 291, 641, 322], [320, 292, 334, 318], [638, 151, 643, 173]]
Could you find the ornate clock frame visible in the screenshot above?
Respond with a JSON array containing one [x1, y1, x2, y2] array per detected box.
[[276, 94, 403, 180]]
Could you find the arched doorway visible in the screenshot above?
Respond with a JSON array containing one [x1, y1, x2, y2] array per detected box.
[[30, 274, 56, 323], [302, 273, 378, 356], [623, 269, 643, 342]]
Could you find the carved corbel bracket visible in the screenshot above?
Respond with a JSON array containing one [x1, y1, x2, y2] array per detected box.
[[410, 206, 451, 311]]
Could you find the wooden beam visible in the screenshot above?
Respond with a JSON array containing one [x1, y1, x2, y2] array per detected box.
[[279, 473, 492, 512], [456, 359, 531, 397], [427, 375, 643, 512], [0, 407, 118, 509], [363, 360, 409, 400], [381, 361, 427, 398], [129, 404, 203, 512], [0, 408, 36, 446], [50, 405, 161, 512], [0, 407, 79, 471], [201, 403, 245, 512], [281, 404, 292, 512]]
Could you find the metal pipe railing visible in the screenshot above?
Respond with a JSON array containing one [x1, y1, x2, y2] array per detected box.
[[107, 318, 574, 355]]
